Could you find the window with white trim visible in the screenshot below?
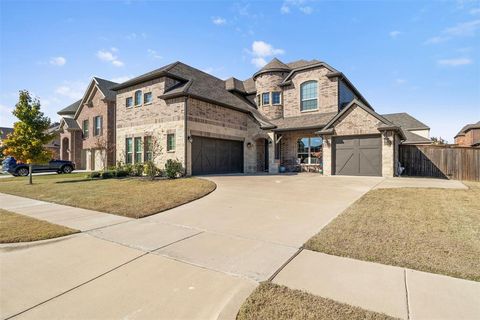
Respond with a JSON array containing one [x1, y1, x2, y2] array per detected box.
[[262, 92, 270, 105], [300, 81, 318, 111], [125, 138, 133, 164], [144, 92, 153, 104], [93, 116, 102, 136], [134, 137, 142, 163], [272, 92, 281, 105], [134, 90, 142, 106], [126, 97, 133, 108]]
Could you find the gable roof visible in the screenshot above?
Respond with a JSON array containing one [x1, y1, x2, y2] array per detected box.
[[319, 99, 395, 131], [455, 121, 480, 137], [73, 77, 118, 119], [0, 127, 13, 140], [57, 99, 81, 116], [382, 113, 430, 130], [59, 117, 81, 130]]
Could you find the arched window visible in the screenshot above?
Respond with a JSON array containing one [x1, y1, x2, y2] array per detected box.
[[134, 90, 142, 106], [300, 81, 318, 111]]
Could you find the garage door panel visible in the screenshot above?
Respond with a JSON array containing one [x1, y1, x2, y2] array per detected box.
[[192, 136, 243, 175], [333, 135, 382, 176]]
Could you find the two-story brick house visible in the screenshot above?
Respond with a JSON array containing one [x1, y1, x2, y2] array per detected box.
[[58, 77, 117, 170], [110, 58, 430, 177], [454, 122, 480, 147]]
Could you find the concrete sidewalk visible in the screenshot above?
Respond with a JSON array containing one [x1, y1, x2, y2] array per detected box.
[[0, 193, 130, 231], [273, 250, 480, 320]]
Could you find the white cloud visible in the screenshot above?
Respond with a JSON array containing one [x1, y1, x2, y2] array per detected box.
[[248, 41, 285, 68], [55, 84, 85, 100], [251, 41, 285, 57], [425, 19, 480, 44], [49, 56, 66, 66], [111, 76, 132, 83], [212, 17, 226, 25], [299, 6, 313, 14], [280, 4, 290, 14], [96, 49, 124, 67], [147, 49, 162, 59], [470, 8, 480, 15], [126, 32, 147, 40], [445, 19, 480, 36], [389, 31, 402, 38], [437, 58, 473, 66], [280, 0, 313, 15], [251, 57, 268, 68]]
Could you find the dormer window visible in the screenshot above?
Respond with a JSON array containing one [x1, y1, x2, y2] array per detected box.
[[134, 90, 142, 106], [300, 81, 318, 111], [262, 92, 270, 105]]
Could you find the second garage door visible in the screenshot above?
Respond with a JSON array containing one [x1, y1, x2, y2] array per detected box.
[[191, 136, 243, 175], [333, 135, 382, 176]]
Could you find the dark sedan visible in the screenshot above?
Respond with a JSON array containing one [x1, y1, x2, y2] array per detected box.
[[2, 156, 75, 176]]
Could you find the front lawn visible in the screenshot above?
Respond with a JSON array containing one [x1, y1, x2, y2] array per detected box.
[[0, 174, 216, 218], [305, 182, 480, 282], [237, 283, 394, 320], [0, 209, 78, 243]]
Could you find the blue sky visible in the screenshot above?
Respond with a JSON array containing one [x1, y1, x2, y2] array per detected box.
[[1, 0, 479, 142]]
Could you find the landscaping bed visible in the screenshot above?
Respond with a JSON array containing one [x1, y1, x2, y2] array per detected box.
[[237, 283, 394, 320], [0, 173, 216, 218], [0, 209, 78, 243], [305, 182, 480, 281]]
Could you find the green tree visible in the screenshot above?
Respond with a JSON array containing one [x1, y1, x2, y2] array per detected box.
[[3, 91, 54, 184]]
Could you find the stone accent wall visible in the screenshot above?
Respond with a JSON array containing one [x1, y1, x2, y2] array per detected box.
[[254, 72, 288, 120], [322, 135, 332, 175], [334, 106, 381, 135], [186, 98, 268, 174], [116, 78, 186, 170], [282, 66, 338, 118]]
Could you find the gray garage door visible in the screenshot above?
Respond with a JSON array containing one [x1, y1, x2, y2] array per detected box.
[[191, 136, 243, 175], [333, 135, 382, 176]]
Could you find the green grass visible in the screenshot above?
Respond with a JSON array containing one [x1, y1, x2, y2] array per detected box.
[[305, 182, 480, 282], [0, 173, 216, 218], [237, 283, 396, 320], [0, 209, 78, 243]]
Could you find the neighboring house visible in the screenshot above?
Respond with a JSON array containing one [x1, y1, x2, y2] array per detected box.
[[454, 121, 480, 147], [57, 77, 118, 170], [110, 58, 431, 177], [45, 122, 61, 159]]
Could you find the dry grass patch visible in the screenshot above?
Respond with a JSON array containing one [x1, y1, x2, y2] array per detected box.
[[0, 174, 216, 218], [305, 181, 480, 282], [237, 283, 395, 320], [0, 209, 78, 243]]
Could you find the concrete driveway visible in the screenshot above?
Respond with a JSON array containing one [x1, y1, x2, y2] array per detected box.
[[1, 174, 383, 319]]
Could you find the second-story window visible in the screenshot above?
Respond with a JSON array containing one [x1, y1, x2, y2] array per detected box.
[[125, 138, 133, 164], [262, 92, 270, 105], [300, 81, 318, 111], [144, 92, 153, 104], [93, 116, 102, 136], [256, 94, 261, 106], [134, 90, 142, 106], [272, 92, 281, 105], [126, 97, 133, 108], [82, 119, 89, 138]]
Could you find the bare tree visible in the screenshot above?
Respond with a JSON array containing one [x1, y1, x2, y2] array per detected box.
[[94, 136, 115, 170]]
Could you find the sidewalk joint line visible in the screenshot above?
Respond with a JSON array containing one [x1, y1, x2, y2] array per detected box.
[[267, 247, 303, 282], [404, 268, 411, 320], [5, 252, 150, 320]]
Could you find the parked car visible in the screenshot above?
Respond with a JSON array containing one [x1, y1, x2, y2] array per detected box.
[[1, 156, 75, 176]]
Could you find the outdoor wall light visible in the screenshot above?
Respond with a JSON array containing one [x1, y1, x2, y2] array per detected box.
[[246, 142, 253, 148], [187, 136, 193, 143]]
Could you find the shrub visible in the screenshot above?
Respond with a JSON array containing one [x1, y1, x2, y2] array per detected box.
[[133, 163, 144, 177], [87, 171, 101, 179], [101, 171, 114, 179], [165, 159, 184, 179], [144, 161, 161, 180], [122, 164, 133, 175], [115, 169, 129, 178]]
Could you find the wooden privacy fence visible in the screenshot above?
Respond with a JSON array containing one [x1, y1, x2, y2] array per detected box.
[[399, 145, 480, 181]]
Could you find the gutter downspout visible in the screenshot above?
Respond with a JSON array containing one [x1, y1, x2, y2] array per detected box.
[[184, 96, 189, 176]]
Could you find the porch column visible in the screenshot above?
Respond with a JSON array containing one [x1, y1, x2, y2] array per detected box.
[[322, 134, 332, 176], [268, 132, 278, 173]]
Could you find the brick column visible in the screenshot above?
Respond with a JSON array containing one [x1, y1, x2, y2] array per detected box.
[[322, 135, 332, 176]]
